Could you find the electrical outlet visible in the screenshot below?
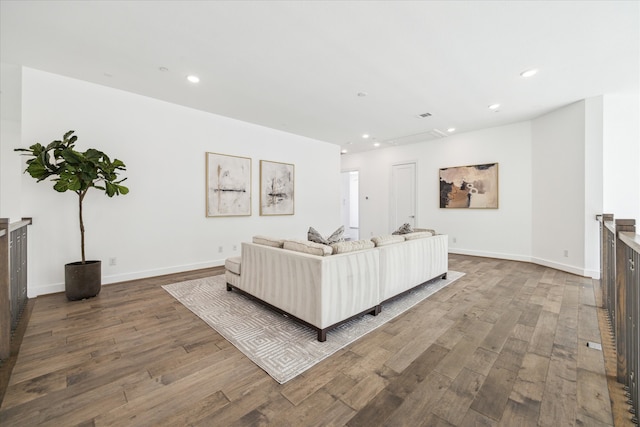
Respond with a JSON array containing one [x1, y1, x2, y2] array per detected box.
[[109, 257, 117, 266], [218, 246, 223, 253], [452, 237, 457, 243], [564, 249, 569, 257], [233, 245, 237, 251]]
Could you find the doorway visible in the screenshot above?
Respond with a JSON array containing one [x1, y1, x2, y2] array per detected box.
[[340, 170, 359, 240]]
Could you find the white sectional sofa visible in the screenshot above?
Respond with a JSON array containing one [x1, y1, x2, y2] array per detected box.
[[226, 232, 448, 341]]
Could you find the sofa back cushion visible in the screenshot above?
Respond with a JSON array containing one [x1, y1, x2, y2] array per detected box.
[[371, 235, 405, 247], [403, 231, 434, 240], [331, 239, 375, 254], [253, 235, 285, 248], [283, 239, 333, 256]]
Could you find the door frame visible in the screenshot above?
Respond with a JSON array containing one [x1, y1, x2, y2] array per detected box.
[[390, 161, 418, 232], [340, 168, 360, 241]]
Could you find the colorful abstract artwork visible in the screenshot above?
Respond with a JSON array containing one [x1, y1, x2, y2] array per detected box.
[[206, 152, 252, 217], [439, 163, 499, 209], [260, 160, 294, 216]]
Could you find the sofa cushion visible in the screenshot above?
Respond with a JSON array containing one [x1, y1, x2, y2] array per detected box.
[[392, 223, 413, 235], [403, 231, 434, 240], [371, 234, 405, 247], [252, 235, 285, 248], [331, 239, 375, 254], [225, 256, 242, 275], [308, 226, 344, 245], [414, 228, 436, 235], [284, 239, 333, 256]]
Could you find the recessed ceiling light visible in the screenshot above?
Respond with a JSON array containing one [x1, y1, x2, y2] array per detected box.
[[158, 66, 169, 72], [488, 103, 500, 110], [520, 68, 538, 78], [447, 128, 456, 133], [187, 75, 200, 83], [362, 134, 370, 139], [357, 92, 368, 97], [341, 149, 348, 154], [374, 142, 381, 147]]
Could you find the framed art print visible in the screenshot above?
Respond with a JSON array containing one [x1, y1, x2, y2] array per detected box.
[[439, 163, 498, 209], [260, 160, 294, 215], [206, 152, 251, 217]]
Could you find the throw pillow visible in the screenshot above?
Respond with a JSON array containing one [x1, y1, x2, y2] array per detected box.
[[392, 223, 413, 235], [307, 227, 327, 244], [326, 225, 345, 244], [308, 226, 344, 245]]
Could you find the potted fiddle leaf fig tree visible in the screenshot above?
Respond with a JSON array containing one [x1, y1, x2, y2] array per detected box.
[[15, 130, 129, 300]]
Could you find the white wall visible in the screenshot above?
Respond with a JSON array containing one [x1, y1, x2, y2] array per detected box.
[[343, 97, 635, 278], [584, 96, 604, 277], [531, 101, 587, 276], [0, 63, 23, 222], [603, 93, 640, 221], [341, 121, 533, 262], [20, 67, 341, 296]]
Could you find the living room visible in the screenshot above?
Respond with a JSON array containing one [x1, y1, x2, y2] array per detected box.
[[1, 1, 639, 425], [1, 1, 638, 298]]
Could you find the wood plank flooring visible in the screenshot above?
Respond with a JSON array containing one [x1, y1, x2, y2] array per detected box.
[[0, 255, 632, 426]]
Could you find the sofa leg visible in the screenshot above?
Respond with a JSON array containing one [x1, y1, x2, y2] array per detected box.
[[226, 283, 233, 291], [371, 305, 381, 316], [441, 272, 447, 280], [318, 329, 327, 342]]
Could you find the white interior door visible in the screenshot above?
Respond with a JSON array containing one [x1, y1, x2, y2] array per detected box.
[[391, 163, 416, 231], [340, 170, 359, 240]]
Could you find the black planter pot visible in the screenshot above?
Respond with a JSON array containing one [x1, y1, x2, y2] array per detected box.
[[65, 260, 102, 301]]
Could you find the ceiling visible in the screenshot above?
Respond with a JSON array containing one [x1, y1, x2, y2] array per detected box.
[[1, 1, 638, 153]]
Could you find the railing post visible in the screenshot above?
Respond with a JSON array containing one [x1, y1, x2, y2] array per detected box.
[[616, 218, 636, 383], [600, 214, 614, 309], [0, 218, 10, 360]]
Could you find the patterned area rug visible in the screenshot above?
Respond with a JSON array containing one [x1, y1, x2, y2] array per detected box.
[[163, 271, 464, 384]]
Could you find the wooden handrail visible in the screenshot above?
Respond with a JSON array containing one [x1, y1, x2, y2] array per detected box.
[[9, 218, 32, 232], [0, 217, 33, 361], [619, 230, 640, 254]]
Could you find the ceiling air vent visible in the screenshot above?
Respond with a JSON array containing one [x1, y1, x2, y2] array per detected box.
[[417, 112, 432, 118]]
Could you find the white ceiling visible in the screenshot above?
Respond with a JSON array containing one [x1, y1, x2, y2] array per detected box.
[[1, 1, 638, 153]]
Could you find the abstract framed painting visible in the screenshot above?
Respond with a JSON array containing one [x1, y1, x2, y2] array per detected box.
[[439, 163, 499, 209], [206, 152, 252, 217], [260, 160, 295, 216]]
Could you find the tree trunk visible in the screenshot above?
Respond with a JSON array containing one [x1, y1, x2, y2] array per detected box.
[[78, 190, 87, 263]]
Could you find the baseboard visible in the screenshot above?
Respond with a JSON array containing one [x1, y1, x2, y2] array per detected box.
[[530, 257, 598, 279], [102, 259, 225, 285], [28, 259, 226, 298], [449, 249, 599, 278], [448, 248, 531, 263]]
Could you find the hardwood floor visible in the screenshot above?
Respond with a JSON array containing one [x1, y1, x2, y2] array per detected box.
[[0, 255, 632, 426]]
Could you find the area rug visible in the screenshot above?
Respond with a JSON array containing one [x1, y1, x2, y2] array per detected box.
[[163, 271, 464, 384]]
